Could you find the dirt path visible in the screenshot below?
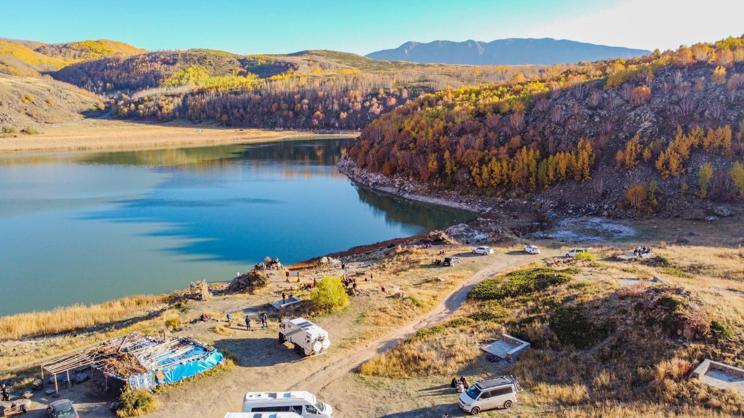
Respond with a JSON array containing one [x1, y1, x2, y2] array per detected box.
[[289, 251, 558, 408]]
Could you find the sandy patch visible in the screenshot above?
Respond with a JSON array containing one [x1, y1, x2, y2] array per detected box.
[[0, 118, 356, 153]]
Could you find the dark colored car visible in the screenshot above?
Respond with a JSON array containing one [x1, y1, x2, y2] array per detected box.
[[47, 399, 78, 418], [442, 257, 459, 266]]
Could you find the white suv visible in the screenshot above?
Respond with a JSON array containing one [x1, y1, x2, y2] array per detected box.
[[472, 246, 494, 255], [458, 376, 519, 414]]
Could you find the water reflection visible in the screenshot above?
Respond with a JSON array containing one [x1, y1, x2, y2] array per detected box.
[[0, 138, 474, 314]]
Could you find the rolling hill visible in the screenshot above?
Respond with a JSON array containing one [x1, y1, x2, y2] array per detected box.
[[0, 38, 144, 77], [367, 38, 649, 65]]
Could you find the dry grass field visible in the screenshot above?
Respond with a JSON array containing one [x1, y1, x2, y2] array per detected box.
[[354, 241, 744, 417]]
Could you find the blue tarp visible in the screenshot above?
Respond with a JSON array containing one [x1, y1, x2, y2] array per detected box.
[[161, 349, 223, 384], [128, 346, 223, 390]]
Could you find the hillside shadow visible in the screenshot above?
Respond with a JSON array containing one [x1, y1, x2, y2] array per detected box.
[[215, 337, 303, 367], [380, 404, 463, 417]]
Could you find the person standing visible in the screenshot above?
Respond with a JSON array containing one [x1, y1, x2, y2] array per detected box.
[[1, 383, 10, 401], [226, 312, 233, 326], [261, 312, 268, 329], [245, 315, 251, 331]]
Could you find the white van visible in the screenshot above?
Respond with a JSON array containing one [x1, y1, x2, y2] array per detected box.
[[458, 376, 519, 414], [473, 246, 494, 255], [564, 247, 589, 258], [279, 318, 331, 356], [226, 413, 302, 418], [242, 391, 333, 418]]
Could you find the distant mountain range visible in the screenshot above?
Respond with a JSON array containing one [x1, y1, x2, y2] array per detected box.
[[366, 38, 650, 65]]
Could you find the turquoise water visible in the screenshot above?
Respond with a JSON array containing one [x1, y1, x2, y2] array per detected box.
[[0, 138, 473, 315]]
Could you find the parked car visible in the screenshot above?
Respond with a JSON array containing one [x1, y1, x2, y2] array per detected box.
[[458, 376, 519, 414], [226, 413, 302, 418], [242, 391, 333, 417], [564, 248, 589, 258], [472, 246, 494, 255], [523, 245, 540, 255], [47, 399, 78, 418], [442, 256, 459, 267], [279, 318, 331, 356]]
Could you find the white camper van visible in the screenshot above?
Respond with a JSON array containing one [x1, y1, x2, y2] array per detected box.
[[458, 376, 519, 414], [278, 318, 330, 356], [242, 391, 333, 417], [225, 413, 302, 418]]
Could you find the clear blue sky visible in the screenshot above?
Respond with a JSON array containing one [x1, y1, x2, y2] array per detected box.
[[3, 0, 742, 54]]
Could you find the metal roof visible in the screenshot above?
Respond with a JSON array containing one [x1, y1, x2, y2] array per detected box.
[[476, 376, 516, 389]]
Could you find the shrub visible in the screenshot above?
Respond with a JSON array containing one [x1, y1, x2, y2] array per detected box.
[[469, 268, 573, 300], [20, 127, 40, 135], [549, 306, 609, 349], [164, 315, 181, 330], [1, 126, 16, 134], [710, 320, 735, 340], [310, 276, 349, 312], [575, 251, 597, 261], [116, 389, 158, 417]]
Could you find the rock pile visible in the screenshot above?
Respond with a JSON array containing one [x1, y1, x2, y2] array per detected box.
[[228, 269, 269, 293]]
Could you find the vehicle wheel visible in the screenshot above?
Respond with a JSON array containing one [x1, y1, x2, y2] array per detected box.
[[470, 406, 480, 415], [503, 400, 512, 409], [278, 333, 286, 343]]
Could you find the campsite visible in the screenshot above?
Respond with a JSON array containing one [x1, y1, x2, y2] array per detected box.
[[0, 213, 742, 416]]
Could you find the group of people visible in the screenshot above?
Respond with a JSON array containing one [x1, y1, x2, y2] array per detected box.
[[633, 246, 652, 256], [341, 276, 358, 290], [241, 312, 269, 330], [450, 375, 470, 393], [223, 311, 269, 330]]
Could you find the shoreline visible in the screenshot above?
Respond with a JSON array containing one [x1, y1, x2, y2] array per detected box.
[[0, 118, 359, 153], [337, 157, 494, 214]]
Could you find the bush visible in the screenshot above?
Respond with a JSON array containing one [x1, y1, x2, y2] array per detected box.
[[20, 127, 39, 135], [469, 268, 573, 300], [710, 320, 735, 340], [549, 306, 608, 349], [116, 389, 158, 417], [164, 315, 181, 330], [575, 251, 597, 261], [310, 276, 349, 312]]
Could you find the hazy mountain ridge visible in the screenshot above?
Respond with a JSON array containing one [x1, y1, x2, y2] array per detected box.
[[367, 38, 650, 65]]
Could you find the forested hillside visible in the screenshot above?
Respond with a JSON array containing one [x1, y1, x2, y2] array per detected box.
[[348, 37, 744, 213], [59, 49, 547, 130]]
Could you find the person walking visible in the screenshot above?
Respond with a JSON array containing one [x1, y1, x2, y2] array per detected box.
[[226, 312, 233, 326], [282, 292, 286, 304], [245, 315, 252, 331], [260, 312, 268, 329]]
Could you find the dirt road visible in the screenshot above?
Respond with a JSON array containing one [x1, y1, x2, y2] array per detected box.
[[144, 251, 555, 418]]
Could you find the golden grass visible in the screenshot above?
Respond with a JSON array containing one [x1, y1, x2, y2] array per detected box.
[[0, 295, 165, 340]]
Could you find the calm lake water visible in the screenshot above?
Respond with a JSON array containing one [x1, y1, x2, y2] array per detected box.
[[0, 138, 473, 315]]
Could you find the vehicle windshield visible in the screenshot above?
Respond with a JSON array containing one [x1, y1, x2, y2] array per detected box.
[[315, 401, 325, 411], [55, 406, 76, 418], [465, 386, 481, 400]]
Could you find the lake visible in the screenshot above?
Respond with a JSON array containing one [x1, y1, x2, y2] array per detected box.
[[0, 138, 474, 315]]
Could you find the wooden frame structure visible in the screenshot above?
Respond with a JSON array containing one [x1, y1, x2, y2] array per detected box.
[[40, 333, 222, 393]]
